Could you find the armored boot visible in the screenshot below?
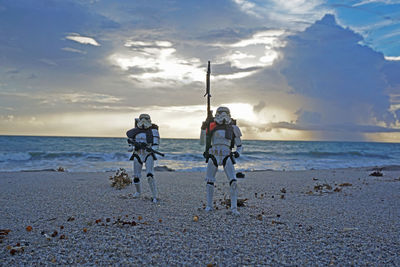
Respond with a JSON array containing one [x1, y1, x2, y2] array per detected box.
[[230, 180, 240, 215], [205, 182, 214, 212], [133, 177, 141, 198], [147, 174, 157, 203]]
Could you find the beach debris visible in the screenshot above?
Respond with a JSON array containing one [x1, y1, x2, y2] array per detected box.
[[236, 172, 245, 178], [25, 225, 33, 232], [308, 181, 354, 196], [193, 215, 199, 222], [8, 244, 25, 255], [0, 229, 11, 243], [342, 227, 358, 232], [369, 171, 383, 177], [154, 165, 174, 172], [312, 177, 318, 181], [57, 166, 65, 172], [67, 216, 75, 222], [256, 214, 263, 221], [271, 220, 285, 225], [83, 228, 88, 233], [113, 218, 138, 227], [314, 184, 332, 191], [0, 229, 11, 235], [280, 188, 286, 193], [110, 168, 132, 189], [280, 195, 285, 199], [221, 198, 248, 208], [51, 230, 58, 237]]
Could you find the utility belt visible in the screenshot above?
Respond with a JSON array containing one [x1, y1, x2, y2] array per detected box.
[[204, 150, 236, 167], [129, 151, 157, 164]]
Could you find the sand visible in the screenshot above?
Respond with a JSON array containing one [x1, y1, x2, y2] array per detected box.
[[0, 167, 399, 266]]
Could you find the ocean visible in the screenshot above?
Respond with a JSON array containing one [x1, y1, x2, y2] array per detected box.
[[0, 135, 399, 172]]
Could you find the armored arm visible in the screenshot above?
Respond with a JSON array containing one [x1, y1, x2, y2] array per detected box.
[[232, 125, 243, 158], [152, 128, 160, 150]]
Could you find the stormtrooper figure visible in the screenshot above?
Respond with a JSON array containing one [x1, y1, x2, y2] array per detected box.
[[200, 106, 243, 215], [126, 114, 160, 203]]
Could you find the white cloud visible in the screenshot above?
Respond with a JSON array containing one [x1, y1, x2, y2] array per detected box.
[[385, 56, 400, 61], [217, 30, 285, 70], [276, 14, 400, 139], [110, 40, 204, 87], [58, 92, 121, 104], [62, 47, 87, 54], [65, 34, 100, 46], [228, 30, 285, 48], [353, 0, 400, 7], [40, 58, 57, 66], [233, 0, 261, 18]]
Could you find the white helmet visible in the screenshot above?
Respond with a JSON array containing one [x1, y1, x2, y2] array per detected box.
[[214, 106, 232, 125], [137, 113, 152, 129]]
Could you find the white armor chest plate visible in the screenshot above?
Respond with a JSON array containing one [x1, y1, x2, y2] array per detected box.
[[211, 130, 231, 147], [134, 133, 149, 160], [134, 132, 147, 143]]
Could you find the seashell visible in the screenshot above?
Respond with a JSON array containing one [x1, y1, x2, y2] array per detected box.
[[26, 226, 33, 232], [193, 216, 199, 222]]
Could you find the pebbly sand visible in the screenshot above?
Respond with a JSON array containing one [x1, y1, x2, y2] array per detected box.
[[0, 167, 399, 266]]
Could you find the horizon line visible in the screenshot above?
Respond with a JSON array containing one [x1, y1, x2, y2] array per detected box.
[[0, 134, 399, 144]]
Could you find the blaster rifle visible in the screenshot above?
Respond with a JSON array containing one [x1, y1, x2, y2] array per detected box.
[[203, 61, 213, 159], [127, 138, 165, 157]]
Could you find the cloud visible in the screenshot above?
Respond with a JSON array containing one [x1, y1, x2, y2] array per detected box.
[[240, 119, 400, 134], [62, 47, 87, 54], [385, 56, 400, 61], [253, 101, 266, 113], [109, 40, 204, 87], [276, 14, 400, 134], [65, 34, 100, 46], [352, 0, 400, 7]]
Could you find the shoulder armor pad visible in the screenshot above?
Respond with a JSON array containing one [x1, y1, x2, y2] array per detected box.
[[126, 128, 136, 138], [151, 124, 159, 130], [232, 125, 242, 137]]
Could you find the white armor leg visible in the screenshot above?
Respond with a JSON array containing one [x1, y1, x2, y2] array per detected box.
[[205, 160, 218, 211], [224, 159, 240, 215], [145, 156, 157, 203], [133, 158, 142, 198]]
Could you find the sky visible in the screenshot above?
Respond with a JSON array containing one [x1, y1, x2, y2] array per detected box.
[[1, 0, 400, 142]]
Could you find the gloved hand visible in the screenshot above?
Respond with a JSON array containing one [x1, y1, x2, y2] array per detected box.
[[203, 151, 210, 159], [232, 151, 240, 158]]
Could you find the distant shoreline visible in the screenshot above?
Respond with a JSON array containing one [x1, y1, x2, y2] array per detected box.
[[1, 134, 399, 144]]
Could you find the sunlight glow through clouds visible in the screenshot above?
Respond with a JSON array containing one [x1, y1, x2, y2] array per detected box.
[[219, 30, 285, 69], [110, 41, 204, 87]]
